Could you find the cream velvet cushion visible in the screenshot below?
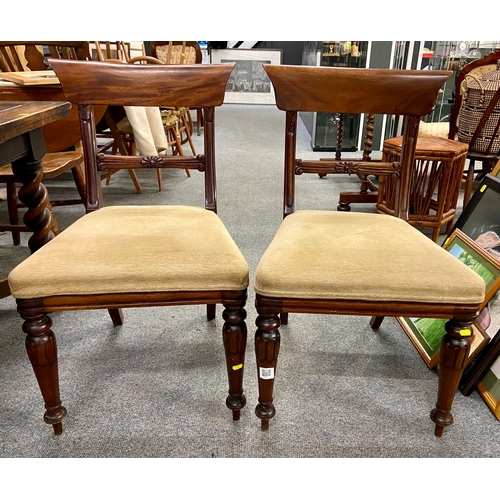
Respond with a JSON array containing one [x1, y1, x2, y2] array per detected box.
[[255, 211, 485, 304], [9, 206, 249, 299]]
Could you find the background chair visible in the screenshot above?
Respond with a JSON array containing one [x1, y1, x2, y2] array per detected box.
[[253, 65, 485, 438], [0, 42, 89, 243], [7, 59, 249, 436], [419, 50, 500, 207], [93, 42, 192, 191], [151, 41, 204, 137]]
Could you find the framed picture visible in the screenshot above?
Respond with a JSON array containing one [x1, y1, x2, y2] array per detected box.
[[398, 229, 500, 369], [449, 174, 500, 255], [460, 327, 500, 395], [398, 318, 490, 369], [210, 48, 282, 104], [448, 174, 500, 389], [490, 159, 500, 177], [477, 353, 500, 420]]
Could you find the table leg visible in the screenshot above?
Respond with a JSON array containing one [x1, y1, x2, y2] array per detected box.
[[11, 156, 55, 253]]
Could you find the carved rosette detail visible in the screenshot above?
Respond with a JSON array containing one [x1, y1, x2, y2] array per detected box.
[[140, 156, 165, 168]]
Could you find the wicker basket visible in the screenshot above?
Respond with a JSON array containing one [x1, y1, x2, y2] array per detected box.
[[457, 61, 500, 154]]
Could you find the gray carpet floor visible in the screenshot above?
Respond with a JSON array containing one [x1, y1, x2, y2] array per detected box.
[[1, 104, 499, 458]]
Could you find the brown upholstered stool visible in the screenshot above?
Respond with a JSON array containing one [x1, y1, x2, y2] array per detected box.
[[377, 136, 468, 242]]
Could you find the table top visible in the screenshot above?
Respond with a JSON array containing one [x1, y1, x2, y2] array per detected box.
[[0, 100, 71, 144]]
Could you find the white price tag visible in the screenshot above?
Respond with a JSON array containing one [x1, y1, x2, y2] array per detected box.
[[259, 367, 275, 380]]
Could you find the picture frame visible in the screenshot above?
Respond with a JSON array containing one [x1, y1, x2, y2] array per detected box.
[[398, 229, 500, 369], [210, 48, 282, 105], [460, 327, 500, 395], [477, 352, 500, 420], [490, 159, 500, 177], [447, 174, 500, 390], [448, 174, 500, 253], [398, 318, 490, 369]]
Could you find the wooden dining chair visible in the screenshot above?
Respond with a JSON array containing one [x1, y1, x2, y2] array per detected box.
[[253, 65, 486, 438], [8, 59, 249, 436]]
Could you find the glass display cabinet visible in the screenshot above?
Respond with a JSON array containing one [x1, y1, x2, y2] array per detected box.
[[301, 41, 369, 151]]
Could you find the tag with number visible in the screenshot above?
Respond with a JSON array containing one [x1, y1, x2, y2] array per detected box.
[[259, 367, 275, 380]]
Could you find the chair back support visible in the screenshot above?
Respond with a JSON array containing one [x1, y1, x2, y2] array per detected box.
[[0, 42, 90, 71], [49, 58, 234, 212], [264, 65, 451, 219]]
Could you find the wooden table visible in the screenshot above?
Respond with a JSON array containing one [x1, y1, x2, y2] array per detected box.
[[0, 100, 71, 298], [0, 79, 106, 152]]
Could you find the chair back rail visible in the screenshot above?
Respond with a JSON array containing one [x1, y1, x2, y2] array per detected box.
[[264, 65, 451, 220], [265, 65, 450, 116], [49, 59, 234, 213], [49, 59, 233, 108]]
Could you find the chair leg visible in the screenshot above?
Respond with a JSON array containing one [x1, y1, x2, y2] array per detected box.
[[127, 169, 143, 194], [255, 299, 281, 430], [207, 304, 216, 320], [21, 308, 67, 435], [222, 292, 248, 420], [108, 308, 124, 326], [6, 182, 20, 245], [431, 226, 440, 243], [463, 160, 476, 210], [430, 314, 475, 437], [280, 312, 288, 325], [370, 316, 385, 329], [156, 169, 163, 192], [169, 126, 190, 178]]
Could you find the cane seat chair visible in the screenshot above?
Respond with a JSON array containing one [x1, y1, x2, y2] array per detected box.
[[254, 65, 485, 438], [8, 59, 249, 435]]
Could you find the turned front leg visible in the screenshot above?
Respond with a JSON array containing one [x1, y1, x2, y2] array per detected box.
[[255, 303, 280, 431], [222, 292, 247, 420], [430, 315, 475, 437], [21, 309, 67, 435]]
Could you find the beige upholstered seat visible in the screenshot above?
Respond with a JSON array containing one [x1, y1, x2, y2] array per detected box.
[[9, 206, 249, 299], [255, 210, 484, 304], [253, 65, 485, 439]]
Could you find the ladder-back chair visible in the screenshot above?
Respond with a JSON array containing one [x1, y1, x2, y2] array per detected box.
[[253, 65, 485, 438], [8, 59, 249, 435]]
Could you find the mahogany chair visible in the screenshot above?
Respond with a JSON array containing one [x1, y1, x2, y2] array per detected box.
[[419, 50, 500, 207], [0, 42, 89, 243], [8, 59, 249, 435], [254, 65, 486, 438]]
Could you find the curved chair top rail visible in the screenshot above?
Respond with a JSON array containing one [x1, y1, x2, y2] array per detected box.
[[49, 59, 234, 108], [264, 65, 451, 116]]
